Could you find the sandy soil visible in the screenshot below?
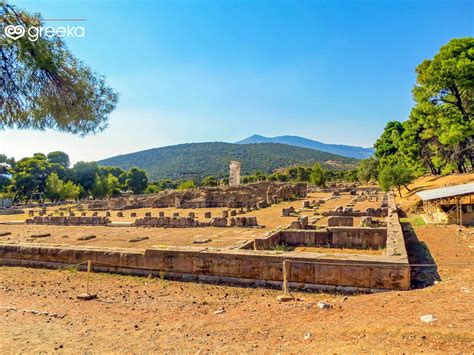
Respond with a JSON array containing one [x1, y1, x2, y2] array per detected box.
[[0, 223, 472, 353]]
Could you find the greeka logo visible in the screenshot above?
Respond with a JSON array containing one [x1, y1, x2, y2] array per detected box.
[[4, 25, 26, 40], [3, 24, 85, 41]]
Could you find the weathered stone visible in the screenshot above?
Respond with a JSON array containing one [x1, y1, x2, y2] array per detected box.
[[317, 301, 331, 310], [204, 212, 212, 218], [327, 216, 353, 227], [117, 212, 124, 217], [290, 220, 303, 229], [299, 216, 309, 228], [78, 235, 96, 241], [210, 217, 228, 227], [221, 210, 229, 218]]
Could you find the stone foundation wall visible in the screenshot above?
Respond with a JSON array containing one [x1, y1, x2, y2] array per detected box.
[[243, 227, 387, 250], [322, 208, 388, 217], [26, 216, 111, 226], [329, 227, 387, 249], [0, 243, 410, 290], [133, 216, 259, 228]]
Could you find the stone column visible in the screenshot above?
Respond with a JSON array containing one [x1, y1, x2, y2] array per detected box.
[[229, 161, 241, 186]]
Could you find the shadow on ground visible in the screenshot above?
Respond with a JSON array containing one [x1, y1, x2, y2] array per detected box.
[[402, 222, 441, 289]]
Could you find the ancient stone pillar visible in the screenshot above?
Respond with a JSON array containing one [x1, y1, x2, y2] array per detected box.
[[229, 161, 241, 186]]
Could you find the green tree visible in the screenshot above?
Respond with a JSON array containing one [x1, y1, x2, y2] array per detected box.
[[126, 168, 148, 194], [410, 37, 473, 173], [0, 175, 11, 192], [309, 164, 326, 186], [71, 161, 99, 195], [11, 155, 52, 199], [47, 151, 70, 168], [0, 4, 118, 135], [107, 174, 121, 196], [91, 174, 110, 199], [378, 162, 415, 197], [374, 121, 404, 161], [144, 184, 161, 194], [45, 172, 63, 201], [357, 158, 379, 183], [45, 172, 81, 201], [177, 180, 196, 190], [200, 176, 218, 187], [60, 181, 81, 200]]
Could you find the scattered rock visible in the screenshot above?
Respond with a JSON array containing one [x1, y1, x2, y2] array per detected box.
[[317, 301, 331, 310], [192, 239, 212, 244], [213, 309, 225, 315], [0, 232, 12, 236], [30, 233, 51, 238], [277, 295, 294, 302], [77, 293, 97, 301], [128, 236, 149, 243], [304, 332, 313, 340], [78, 235, 96, 241], [420, 314, 437, 323]]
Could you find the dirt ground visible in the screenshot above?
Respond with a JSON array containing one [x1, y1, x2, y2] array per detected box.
[[0, 222, 472, 353], [0, 183, 473, 352]]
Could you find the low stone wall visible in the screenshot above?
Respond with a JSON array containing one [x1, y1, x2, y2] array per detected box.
[[133, 216, 259, 228], [0, 243, 410, 290], [26, 216, 111, 226], [243, 227, 387, 250], [322, 207, 388, 217], [329, 227, 387, 249], [385, 194, 408, 259], [0, 208, 24, 215]]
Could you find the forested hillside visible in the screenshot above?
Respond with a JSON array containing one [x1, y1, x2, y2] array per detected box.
[[98, 142, 356, 180]]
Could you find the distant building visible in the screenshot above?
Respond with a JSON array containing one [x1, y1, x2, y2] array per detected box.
[[417, 183, 474, 226], [229, 161, 241, 186]]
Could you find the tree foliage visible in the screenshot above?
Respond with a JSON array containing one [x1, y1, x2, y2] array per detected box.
[[309, 163, 326, 186], [357, 158, 379, 183], [177, 180, 196, 190], [378, 162, 414, 197], [45, 172, 80, 201], [374, 38, 473, 181], [125, 168, 148, 194], [0, 3, 118, 135]]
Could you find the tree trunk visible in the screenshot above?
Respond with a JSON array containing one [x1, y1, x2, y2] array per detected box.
[[397, 186, 402, 198], [403, 184, 411, 192]]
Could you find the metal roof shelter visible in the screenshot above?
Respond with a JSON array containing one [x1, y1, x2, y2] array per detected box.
[[417, 183, 474, 201], [417, 182, 474, 225]]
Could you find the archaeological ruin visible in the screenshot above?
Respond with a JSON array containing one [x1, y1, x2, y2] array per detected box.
[[0, 182, 410, 291]]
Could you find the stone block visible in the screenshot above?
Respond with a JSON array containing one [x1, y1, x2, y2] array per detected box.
[[327, 216, 353, 227]]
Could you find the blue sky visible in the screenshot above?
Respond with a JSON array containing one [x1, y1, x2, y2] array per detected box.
[[3, 0, 473, 163]]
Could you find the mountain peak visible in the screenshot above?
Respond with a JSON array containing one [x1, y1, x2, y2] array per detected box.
[[236, 134, 374, 159]]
